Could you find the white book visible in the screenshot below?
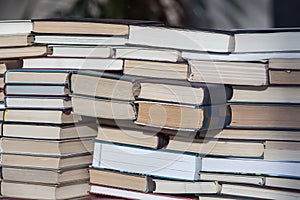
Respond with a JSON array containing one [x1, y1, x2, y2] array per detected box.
[[201, 157, 300, 178], [128, 25, 234, 53], [51, 45, 113, 58], [22, 57, 123, 70], [34, 34, 127, 46], [0, 20, 32, 35], [5, 97, 72, 109], [92, 142, 201, 181], [5, 85, 68, 96]]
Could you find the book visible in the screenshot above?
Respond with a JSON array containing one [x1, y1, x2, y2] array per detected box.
[[2, 180, 89, 200], [89, 168, 155, 192], [229, 103, 300, 129], [166, 139, 264, 158], [5, 70, 70, 84], [70, 71, 137, 101], [128, 25, 234, 53], [269, 58, 300, 70], [4, 84, 69, 97], [265, 176, 300, 191], [0, 20, 32, 35], [220, 184, 300, 200], [5, 96, 72, 109], [234, 28, 300, 52], [198, 196, 253, 200], [201, 157, 300, 178], [182, 50, 300, 62], [0, 34, 33, 47], [2, 123, 97, 140], [1, 137, 94, 156], [264, 141, 300, 161], [22, 57, 123, 71], [135, 101, 230, 131], [1, 153, 92, 169], [50, 45, 112, 58], [124, 59, 188, 80], [96, 125, 169, 149], [93, 141, 201, 181], [32, 18, 159, 35], [0, 45, 51, 59], [135, 79, 233, 105], [4, 109, 81, 124], [269, 69, 300, 85], [199, 172, 265, 186], [188, 60, 268, 86], [71, 95, 136, 120], [34, 34, 127, 46], [231, 86, 300, 103], [153, 179, 221, 194], [2, 166, 89, 184], [114, 47, 181, 62], [90, 185, 198, 200], [200, 128, 300, 142]]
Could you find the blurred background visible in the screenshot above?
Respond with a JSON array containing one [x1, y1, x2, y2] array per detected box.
[[0, 0, 299, 29]]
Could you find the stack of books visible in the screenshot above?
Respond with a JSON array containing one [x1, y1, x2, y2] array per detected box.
[[0, 18, 299, 199]]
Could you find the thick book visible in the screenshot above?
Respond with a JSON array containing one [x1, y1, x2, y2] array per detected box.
[[166, 139, 264, 158], [5, 70, 70, 84], [265, 176, 300, 191], [70, 71, 138, 101], [1, 137, 94, 156], [0, 34, 33, 47], [71, 95, 136, 120], [0, 45, 51, 59], [0, 20, 32, 35], [32, 18, 159, 36], [135, 79, 233, 105], [231, 86, 300, 103], [269, 69, 300, 85], [2, 180, 89, 200], [90, 168, 155, 192], [264, 141, 300, 162], [92, 141, 201, 181], [124, 59, 188, 80], [135, 101, 230, 131], [229, 103, 300, 129], [220, 184, 300, 200], [233, 28, 300, 53], [2, 123, 97, 140], [96, 125, 169, 149], [1, 153, 92, 170], [4, 109, 81, 124], [90, 184, 198, 200], [128, 25, 234, 53], [5, 96, 72, 109], [188, 60, 268, 86], [2, 166, 89, 185], [22, 57, 123, 71], [4, 84, 69, 97]]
